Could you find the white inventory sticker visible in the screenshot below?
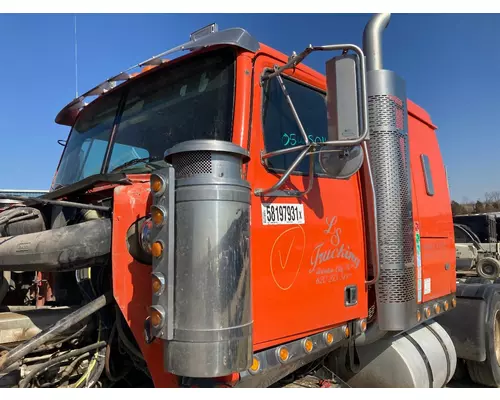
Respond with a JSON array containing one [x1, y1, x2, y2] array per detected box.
[[261, 203, 305, 225], [424, 278, 431, 295]]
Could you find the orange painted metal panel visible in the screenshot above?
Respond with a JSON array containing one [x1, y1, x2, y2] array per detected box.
[[407, 105, 456, 303], [111, 177, 179, 388]]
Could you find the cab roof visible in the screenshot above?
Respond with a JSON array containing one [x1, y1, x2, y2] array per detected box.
[[55, 22, 436, 130], [55, 24, 260, 126]]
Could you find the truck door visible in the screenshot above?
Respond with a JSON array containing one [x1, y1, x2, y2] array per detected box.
[[245, 53, 368, 349]]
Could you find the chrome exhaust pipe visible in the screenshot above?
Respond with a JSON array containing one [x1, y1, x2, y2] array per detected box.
[[363, 13, 391, 71]]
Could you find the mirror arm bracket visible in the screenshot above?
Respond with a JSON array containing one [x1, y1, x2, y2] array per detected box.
[[255, 145, 316, 197]]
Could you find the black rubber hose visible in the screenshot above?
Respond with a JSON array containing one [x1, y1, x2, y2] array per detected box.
[[28, 323, 91, 355], [0, 219, 112, 272], [61, 351, 90, 380], [85, 347, 106, 388], [39, 352, 90, 388], [105, 321, 121, 382], [115, 306, 144, 360], [0, 291, 112, 373], [19, 341, 106, 388], [0, 360, 20, 375]]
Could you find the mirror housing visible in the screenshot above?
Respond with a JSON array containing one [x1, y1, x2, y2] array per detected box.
[[326, 54, 361, 142]]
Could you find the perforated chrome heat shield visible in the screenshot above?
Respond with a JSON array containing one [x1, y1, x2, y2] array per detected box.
[[366, 69, 417, 331]]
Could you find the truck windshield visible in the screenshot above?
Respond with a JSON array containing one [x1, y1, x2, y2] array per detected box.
[[52, 48, 235, 189]]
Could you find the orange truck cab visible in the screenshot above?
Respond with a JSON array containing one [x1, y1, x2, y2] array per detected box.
[[0, 14, 465, 389]]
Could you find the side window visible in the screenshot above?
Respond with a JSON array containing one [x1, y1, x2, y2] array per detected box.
[[420, 154, 435, 196], [262, 77, 327, 174]]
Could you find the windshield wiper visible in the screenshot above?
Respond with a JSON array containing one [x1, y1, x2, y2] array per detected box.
[[110, 157, 160, 173]]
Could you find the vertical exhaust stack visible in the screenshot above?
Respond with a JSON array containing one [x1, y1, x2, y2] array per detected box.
[[363, 14, 417, 331], [363, 14, 391, 72]]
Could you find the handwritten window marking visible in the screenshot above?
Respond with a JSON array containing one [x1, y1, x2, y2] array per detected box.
[[281, 133, 327, 148], [262, 77, 328, 175]]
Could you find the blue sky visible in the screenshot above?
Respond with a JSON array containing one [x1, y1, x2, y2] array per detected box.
[[0, 13, 498, 201]]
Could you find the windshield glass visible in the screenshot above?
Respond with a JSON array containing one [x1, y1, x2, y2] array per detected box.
[[52, 48, 235, 189]]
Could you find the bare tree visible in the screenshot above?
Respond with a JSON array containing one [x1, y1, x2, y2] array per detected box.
[[451, 201, 467, 215], [485, 191, 500, 203]]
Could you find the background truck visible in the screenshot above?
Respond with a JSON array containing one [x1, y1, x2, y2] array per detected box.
[[435, 214, 500, 386], [454, 222, 500, 279], [454, 214, 498, 244], [0, 13, 496, 388]]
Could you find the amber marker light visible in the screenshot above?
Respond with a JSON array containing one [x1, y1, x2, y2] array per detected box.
[[417, 310, 422, 322], [277, 346, 289, 363], [249, 357, 261, 374], [324, 332, 334, 346], [434, 303, 441, 314], [425, 307, 431, 318], [151, 206, 166, 226], [152, 273, 165, 296], [151, 174, 165, 194], [303, 338, 313, 353], [151, 241, 163, 258], [444, 301, 449, 311], [343, 325, 350, 338], [451, 297, 457, 308], [359, 319, 367, 332], [150, 307, 164, 328]]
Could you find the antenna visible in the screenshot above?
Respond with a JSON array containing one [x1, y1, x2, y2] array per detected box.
[[74, 14, 78, 98]]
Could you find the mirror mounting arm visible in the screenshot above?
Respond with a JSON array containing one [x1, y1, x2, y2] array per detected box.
[[255, 145, 316, 198]]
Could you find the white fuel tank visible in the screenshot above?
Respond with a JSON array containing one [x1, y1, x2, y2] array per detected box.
[[345, 321, 457, 388]]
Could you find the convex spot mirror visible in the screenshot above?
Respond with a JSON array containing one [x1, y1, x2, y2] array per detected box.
[[318, 145, 364, 179]]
